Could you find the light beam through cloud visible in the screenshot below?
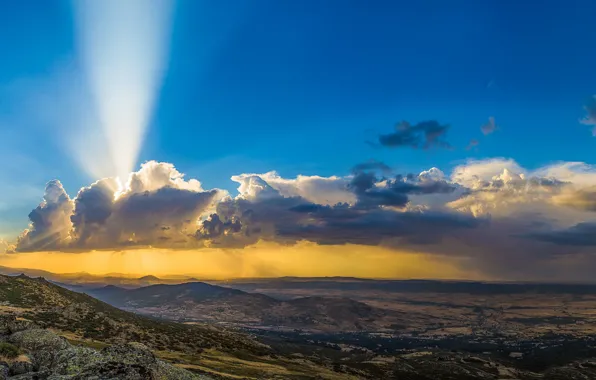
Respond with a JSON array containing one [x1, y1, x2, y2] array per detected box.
[[72, 0, 174, 182]]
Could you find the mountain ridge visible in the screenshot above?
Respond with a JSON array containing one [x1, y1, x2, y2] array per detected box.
[[89, 280, 398, 332]]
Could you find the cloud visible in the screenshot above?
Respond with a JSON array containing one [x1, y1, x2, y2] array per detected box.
[[552, 186, 596, 212], [349, 169, 457, 210], [0, 240, 13, 254], [375, 120, 451, 150], [533, 162, 596, 187], [10, 157, 596, 282], [16, 180, 74, 252], [196, 214, 242, 239], [525, 222, 596, 246], [279, 207, 480, 247], [447, 159, 571, 218], [70, 178, 119, 246], [231, 171, 354, 206], [451, 158, 525, 189], [16, 161, 223, 251], [580, 95, 596, 136], [466, 139, 479, 150], [350, 160, 392, 174], [481, 116, 498, 135], [196, 167, 468, 249]]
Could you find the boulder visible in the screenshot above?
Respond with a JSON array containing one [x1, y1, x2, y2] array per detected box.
[[10, 357, 34, 375]]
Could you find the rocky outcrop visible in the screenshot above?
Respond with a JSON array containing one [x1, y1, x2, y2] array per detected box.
[[0, 314, 210, 379]]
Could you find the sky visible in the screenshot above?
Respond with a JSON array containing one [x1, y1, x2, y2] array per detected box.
[[1, 1, 596, 281]]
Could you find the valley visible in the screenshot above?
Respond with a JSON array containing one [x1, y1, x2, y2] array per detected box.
[[0, 269, 596, 378]]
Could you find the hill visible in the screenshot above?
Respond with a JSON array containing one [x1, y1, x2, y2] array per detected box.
[[90, 282, 402, 332], [0, 274, 366, 379], [0, 275, 264, 354], [0, 266, 200, 290]]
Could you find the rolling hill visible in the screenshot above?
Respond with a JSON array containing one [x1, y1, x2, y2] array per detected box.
[[89, 281, 402, 332], [0, 274, 370, 379], [0, 274, 264, 354]]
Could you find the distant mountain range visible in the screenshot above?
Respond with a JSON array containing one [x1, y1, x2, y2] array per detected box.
[[3, 265, 596, 295], [0, 265, 201, 289], [218, 277, 596, 295], [87, 282, 398, 332]]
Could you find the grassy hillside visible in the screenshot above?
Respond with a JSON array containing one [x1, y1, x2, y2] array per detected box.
[[0, 274, 264, 355], [0, 274, 364, 379]]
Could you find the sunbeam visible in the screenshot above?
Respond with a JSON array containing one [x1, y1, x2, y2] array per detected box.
[[72, 0, 174, 183]]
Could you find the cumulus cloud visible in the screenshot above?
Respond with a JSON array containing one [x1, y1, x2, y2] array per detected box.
[[195, 165, 469, 249], [581, 95, 596, 135], [374, 120, 451, 150], [533, 162, 596, 187], [446, 158, 579, 219], [10, 156, 596, 281], [15, 161, 223, 251], [231, 171, 354, 206], [16, 180, 74, 251], [348, 168, 456, 210], [451, 158, 525, 189]]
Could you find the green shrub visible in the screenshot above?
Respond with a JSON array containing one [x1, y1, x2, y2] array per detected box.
[[0, 342, 19, 358]]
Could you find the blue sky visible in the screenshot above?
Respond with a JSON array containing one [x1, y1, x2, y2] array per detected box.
[[1, 0, 596, 237]]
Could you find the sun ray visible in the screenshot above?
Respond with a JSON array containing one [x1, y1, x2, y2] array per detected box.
[[71, 0, 175, 181]]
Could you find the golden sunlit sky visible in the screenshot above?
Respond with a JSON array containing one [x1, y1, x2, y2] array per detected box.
[[0, 241, 480, 281]]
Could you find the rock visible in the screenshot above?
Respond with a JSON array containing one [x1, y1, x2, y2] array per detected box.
[[51, 345, 103, 376], [10, 357, 34, 375], [67, 360, 155, 380], [9, 329, 69, 352], [10, 370, 50, 379], [0, 361, 8, 380], [154, 360, 200, 380], [101, 342, 157, 367], [2, 327, 203, 379], [0, 315, 36, 335], [9, 329, 70, 371]]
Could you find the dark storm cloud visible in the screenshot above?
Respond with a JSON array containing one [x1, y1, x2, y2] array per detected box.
[[196, 214, 242, 239], [525, 222, 596, 246], [279, 207, 480, 246], [376, 120, 451, 150], [16, 180, 73, 252], [351, 160, 391, 174], [348, 169, 456, 209], [196, 171, 469, 249]]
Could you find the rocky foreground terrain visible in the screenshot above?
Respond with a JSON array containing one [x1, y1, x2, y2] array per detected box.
[[0, 314, 207, 379]]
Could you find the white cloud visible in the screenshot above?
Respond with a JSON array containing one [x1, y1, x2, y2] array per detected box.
[[450, 158, 525, 189], [231, 171, 355, 205]]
